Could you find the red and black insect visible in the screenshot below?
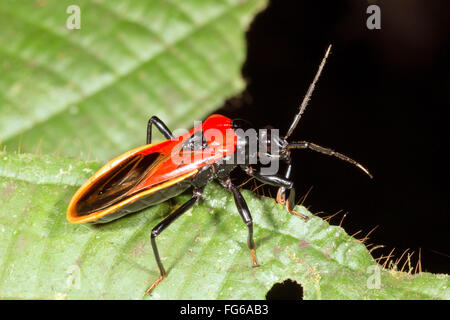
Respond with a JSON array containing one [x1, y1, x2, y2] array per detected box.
[[67, 45, 372, 294]]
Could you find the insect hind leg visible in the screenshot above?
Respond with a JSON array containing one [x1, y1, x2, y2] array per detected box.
[[221, 178, 259, 267], [287, 141, 373, 178], [146, 187, 203, 295]]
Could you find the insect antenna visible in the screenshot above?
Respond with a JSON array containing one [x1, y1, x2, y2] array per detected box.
[[284, 44, 332, 140]]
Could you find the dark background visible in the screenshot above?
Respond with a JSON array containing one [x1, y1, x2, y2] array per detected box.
[[217, 0, 449, 274]]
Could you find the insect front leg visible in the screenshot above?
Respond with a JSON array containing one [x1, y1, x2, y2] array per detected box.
[[287, 141, 373, 178], [244, 166, 309, 221], [146, 116, 175, 144], [276, 161, 292, 205], [221, 178, 259, 267], [145, 187, 204, 295]]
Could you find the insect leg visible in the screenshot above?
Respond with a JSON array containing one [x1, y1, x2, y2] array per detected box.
[[244, 166, 309, 221], [146, 116, 175, 144], [283, 184, 310, 220], [221, 179, 259, 267], [145, 187, 203, 295], [276, 162, 292, 205], [244, 166, 292, 189], [287, 141, 373, 178]]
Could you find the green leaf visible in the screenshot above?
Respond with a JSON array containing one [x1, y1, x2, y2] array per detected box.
[[0, 0, 266, 160], [0, 152, 448, 299], [0, 0, 448, 301]]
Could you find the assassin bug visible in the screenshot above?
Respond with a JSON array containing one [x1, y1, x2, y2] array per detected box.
[[67, 45, 372, 294]]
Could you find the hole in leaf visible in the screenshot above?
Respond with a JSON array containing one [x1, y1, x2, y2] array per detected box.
[[266, 279, 304, 300]]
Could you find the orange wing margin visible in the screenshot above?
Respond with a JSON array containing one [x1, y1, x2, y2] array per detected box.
[[66, 142, 197, 224], [67, 169, 197, 224]]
